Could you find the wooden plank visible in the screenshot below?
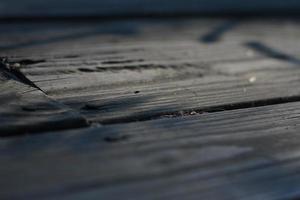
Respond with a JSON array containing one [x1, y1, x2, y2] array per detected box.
[[5, 18, 299, 123], [33, 70, 300, 124], [0, 0, 300, 18], [0, 58, 88, 136], [1, 101, 300, 199]]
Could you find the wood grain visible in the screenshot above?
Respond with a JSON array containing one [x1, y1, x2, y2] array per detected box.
[[1, 17, 300, 200], [5, 19, 299, 123], [0, 60, 88, 136], [1, 101, 300, 199]]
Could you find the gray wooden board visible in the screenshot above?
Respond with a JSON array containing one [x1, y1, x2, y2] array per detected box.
[[4, 18, 299, 123], [0, 0, 300, 18], [1, 17, 300, 200], [1, 101, 300, 199], [31, 70, 300, 124], [0, 64, 87, 136]]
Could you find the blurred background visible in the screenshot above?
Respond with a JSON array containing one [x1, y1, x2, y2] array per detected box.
[[1, 0, 300, 18]]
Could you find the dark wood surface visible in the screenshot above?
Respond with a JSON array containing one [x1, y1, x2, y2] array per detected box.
[[0, 59, 87, 136], [1, 17, 300, 199], [1, 101, 300, 200]]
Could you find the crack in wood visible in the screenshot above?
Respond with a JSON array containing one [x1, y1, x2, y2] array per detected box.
[[0, 57, 46, 93], [76, 63, 205, 73], [97, 95, 300, 125]]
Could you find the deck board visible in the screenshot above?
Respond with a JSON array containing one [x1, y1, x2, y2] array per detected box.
[[1, 101, 300, 199], [1, 17, 300, 199], [4, 18, 300, 123]]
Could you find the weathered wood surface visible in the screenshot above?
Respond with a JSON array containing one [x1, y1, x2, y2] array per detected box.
[[0, 17, 300, 200], [0, 59, 87, 136], [0, 0, 300, 18], [1, 101, 300, 199], [4, 19, 300, 123]]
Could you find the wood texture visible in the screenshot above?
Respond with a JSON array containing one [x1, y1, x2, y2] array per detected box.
[[0, 60, 87, 136], [1, 101, 300, 199], [1, 17, 300, 200], [5, 18, 300, 123]]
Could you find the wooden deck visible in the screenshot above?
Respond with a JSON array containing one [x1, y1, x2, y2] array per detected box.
[[1, 4, 300, 199]]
